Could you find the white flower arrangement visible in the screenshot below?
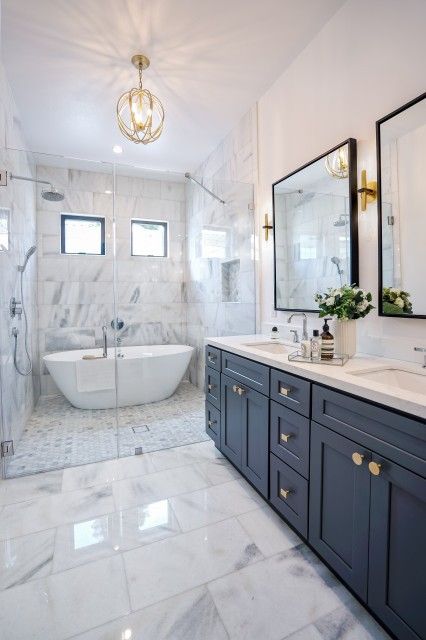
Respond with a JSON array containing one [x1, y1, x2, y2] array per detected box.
[[315, 284, 374, 320]]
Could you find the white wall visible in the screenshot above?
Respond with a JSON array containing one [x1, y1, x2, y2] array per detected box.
[[256, 0, 426, 361]]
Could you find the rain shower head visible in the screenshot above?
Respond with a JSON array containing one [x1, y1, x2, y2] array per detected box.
[[18, 245, 37, 272], [333, 214, 349, 227], [41, 187, 64, 202], [10, 173, 65, 201]]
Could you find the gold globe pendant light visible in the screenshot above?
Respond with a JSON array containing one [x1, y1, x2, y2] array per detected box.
[[325, 145, 349, 179], [117, 54, 164, 144]]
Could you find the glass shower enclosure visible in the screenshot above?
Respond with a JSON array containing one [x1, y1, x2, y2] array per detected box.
[[0, 147, 256, 479]]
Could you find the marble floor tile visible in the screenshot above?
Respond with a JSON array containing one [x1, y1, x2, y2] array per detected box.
[[72, 586, 229, 640], [208, 546, 351, 640], [0, 529, 55, 590], [150, 440, 224, 472], [0, 555, 130, 640], [123, 517, 263, 611], [194, 458, 240, 485], [53, 499, 181, 572], [0, 469, 63, 506], [237, 506, 301, 557], [170, 479, 261, 531], [61, 453, 156, 492], [0, 484, 114, 540], [112, 465, 209, 511], [313, 600, 391, 639]]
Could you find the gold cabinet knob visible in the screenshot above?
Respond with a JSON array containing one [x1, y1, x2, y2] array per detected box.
[[279, 386, 291, 396], [280, 488, 292, 499], [232, 385, 238, 393], [280, 433, 292, 443], [352, 452, 364, 466], [237, 386, 245, 396], [369, 461, 382, 476], [208, 383, 213, 391]]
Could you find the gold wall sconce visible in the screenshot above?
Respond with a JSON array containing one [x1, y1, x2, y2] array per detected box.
[[357, 169, 377, 212], [262, 213, 273, 241]]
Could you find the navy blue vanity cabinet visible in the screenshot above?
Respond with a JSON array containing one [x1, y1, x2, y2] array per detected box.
[[368, 458, 426, 640], [309, 421, 371, 600], [205, 402, 220, 447], [220, 374, 243, 468], [205, 366, 220, 409], [270, 401, 310, 478], [220, 373, 269, 496]]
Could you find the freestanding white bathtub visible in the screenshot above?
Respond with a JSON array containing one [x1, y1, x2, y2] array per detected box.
[[43, 344, 194, 410]]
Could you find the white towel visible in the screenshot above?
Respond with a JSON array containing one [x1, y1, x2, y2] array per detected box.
[[75, 357, 116, 393]]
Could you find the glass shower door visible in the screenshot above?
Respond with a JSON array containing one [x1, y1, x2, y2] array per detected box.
[[0, 149, 120, 478]]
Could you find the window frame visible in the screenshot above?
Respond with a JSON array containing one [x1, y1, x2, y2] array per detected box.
[[131, 218, 169, 258], [60, 213, 106, 256]]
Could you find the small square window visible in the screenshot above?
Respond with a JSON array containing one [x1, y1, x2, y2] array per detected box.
[[0, 207, 10, 251], [131, 219, 168, 257], [61, 214, 105, 255]]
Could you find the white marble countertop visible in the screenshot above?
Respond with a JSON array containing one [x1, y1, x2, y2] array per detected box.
[[205, 335, 426, 421]]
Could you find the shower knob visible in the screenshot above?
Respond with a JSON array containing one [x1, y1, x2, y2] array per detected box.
[[111, 318, 125, 331]]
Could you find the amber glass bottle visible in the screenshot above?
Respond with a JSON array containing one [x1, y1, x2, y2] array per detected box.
[[320, 318, 334, 360]]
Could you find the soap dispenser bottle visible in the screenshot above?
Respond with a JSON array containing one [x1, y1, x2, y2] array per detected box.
[[270, 326, 280, 341], [320, 318, 334, 360], [311, 330, 321, 361]]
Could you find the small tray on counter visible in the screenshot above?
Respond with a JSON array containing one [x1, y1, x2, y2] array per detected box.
[[288, 350, 349, 366]]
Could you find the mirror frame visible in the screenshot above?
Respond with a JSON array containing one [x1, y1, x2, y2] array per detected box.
[[376, 92, 426, 320], [272, 138, 359, 313]]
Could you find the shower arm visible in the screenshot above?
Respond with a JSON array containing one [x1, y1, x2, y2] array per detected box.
[[10, 173, 51, 188], [185, 173, 226, 205]]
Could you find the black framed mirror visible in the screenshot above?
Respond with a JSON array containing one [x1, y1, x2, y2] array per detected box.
[[273, 139, 358, 312], [377, 92, 426, 319]]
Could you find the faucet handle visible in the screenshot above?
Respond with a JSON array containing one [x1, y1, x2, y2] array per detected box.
[[289, 329, 299, 343], [414, 347, 426, 352]]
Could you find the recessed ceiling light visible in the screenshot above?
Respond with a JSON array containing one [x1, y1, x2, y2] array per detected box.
[[112, 145, 123, 154]]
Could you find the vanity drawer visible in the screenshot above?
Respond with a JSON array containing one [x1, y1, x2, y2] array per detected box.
[[205, 345, 221, 371], [269, 453, 308, 538], [221, 351, 269, 396], [312, 385, 426, 478], [270, 401, 310, 478], [205, 367, 221, 409], [270, 369, 311, 417], [205, 402, 220, 447]]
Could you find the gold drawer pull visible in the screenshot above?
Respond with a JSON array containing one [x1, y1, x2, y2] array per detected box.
[[280, 433, 292, 443], [280, 488, 292, 499], [237, 386, 245, 396], [208, 383, 215, 391], [208, 355, 216, 363], [352, 452, 364, 466], [279, 385, 291, 396], [232, 385, 238, 393], [369, 461, 382, 476], [208, 419, 217, 427]]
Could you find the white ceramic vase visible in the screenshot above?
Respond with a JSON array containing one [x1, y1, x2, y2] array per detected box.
[[335, 319, 357, 358]]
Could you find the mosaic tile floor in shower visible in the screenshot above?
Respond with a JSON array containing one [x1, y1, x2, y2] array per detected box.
[[6, 381, 208, 478]]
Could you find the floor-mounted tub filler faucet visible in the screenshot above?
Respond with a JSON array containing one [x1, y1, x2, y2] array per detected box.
[[287, 313, 308, 342], [414, 346, 426, 368], [102, 325, 108, 358]]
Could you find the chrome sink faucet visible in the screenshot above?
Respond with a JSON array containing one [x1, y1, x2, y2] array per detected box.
[[287, 313, 308, 342], [414, 347, 426, 368], [102, 325, 108, 358]]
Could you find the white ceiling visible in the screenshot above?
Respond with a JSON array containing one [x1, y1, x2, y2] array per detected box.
[[2, 0, 344, 173]]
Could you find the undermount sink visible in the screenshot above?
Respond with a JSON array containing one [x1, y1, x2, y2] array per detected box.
[[243, 341, 289, 355], [348, 367, 426, 395]]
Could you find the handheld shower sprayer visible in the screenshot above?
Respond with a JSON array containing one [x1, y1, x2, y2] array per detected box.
[[12, 245, 37, 376]]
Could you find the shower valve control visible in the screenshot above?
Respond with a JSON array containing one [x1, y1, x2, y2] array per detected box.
[[10, 297, 23, 319], [0, 170, 7, 186]]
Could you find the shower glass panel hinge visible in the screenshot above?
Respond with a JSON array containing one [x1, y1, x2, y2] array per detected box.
[[387, 215, 395, 226], [248, 202, 255, 211], [0, 170, 7, 186], [1, 440, 14, 457]]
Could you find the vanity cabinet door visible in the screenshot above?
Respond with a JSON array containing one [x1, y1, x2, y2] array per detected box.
[[241, 386, 269, 497], [368, 458, 426, 640], [220, 374, 243, 468], [309, 421, 370, 600]]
